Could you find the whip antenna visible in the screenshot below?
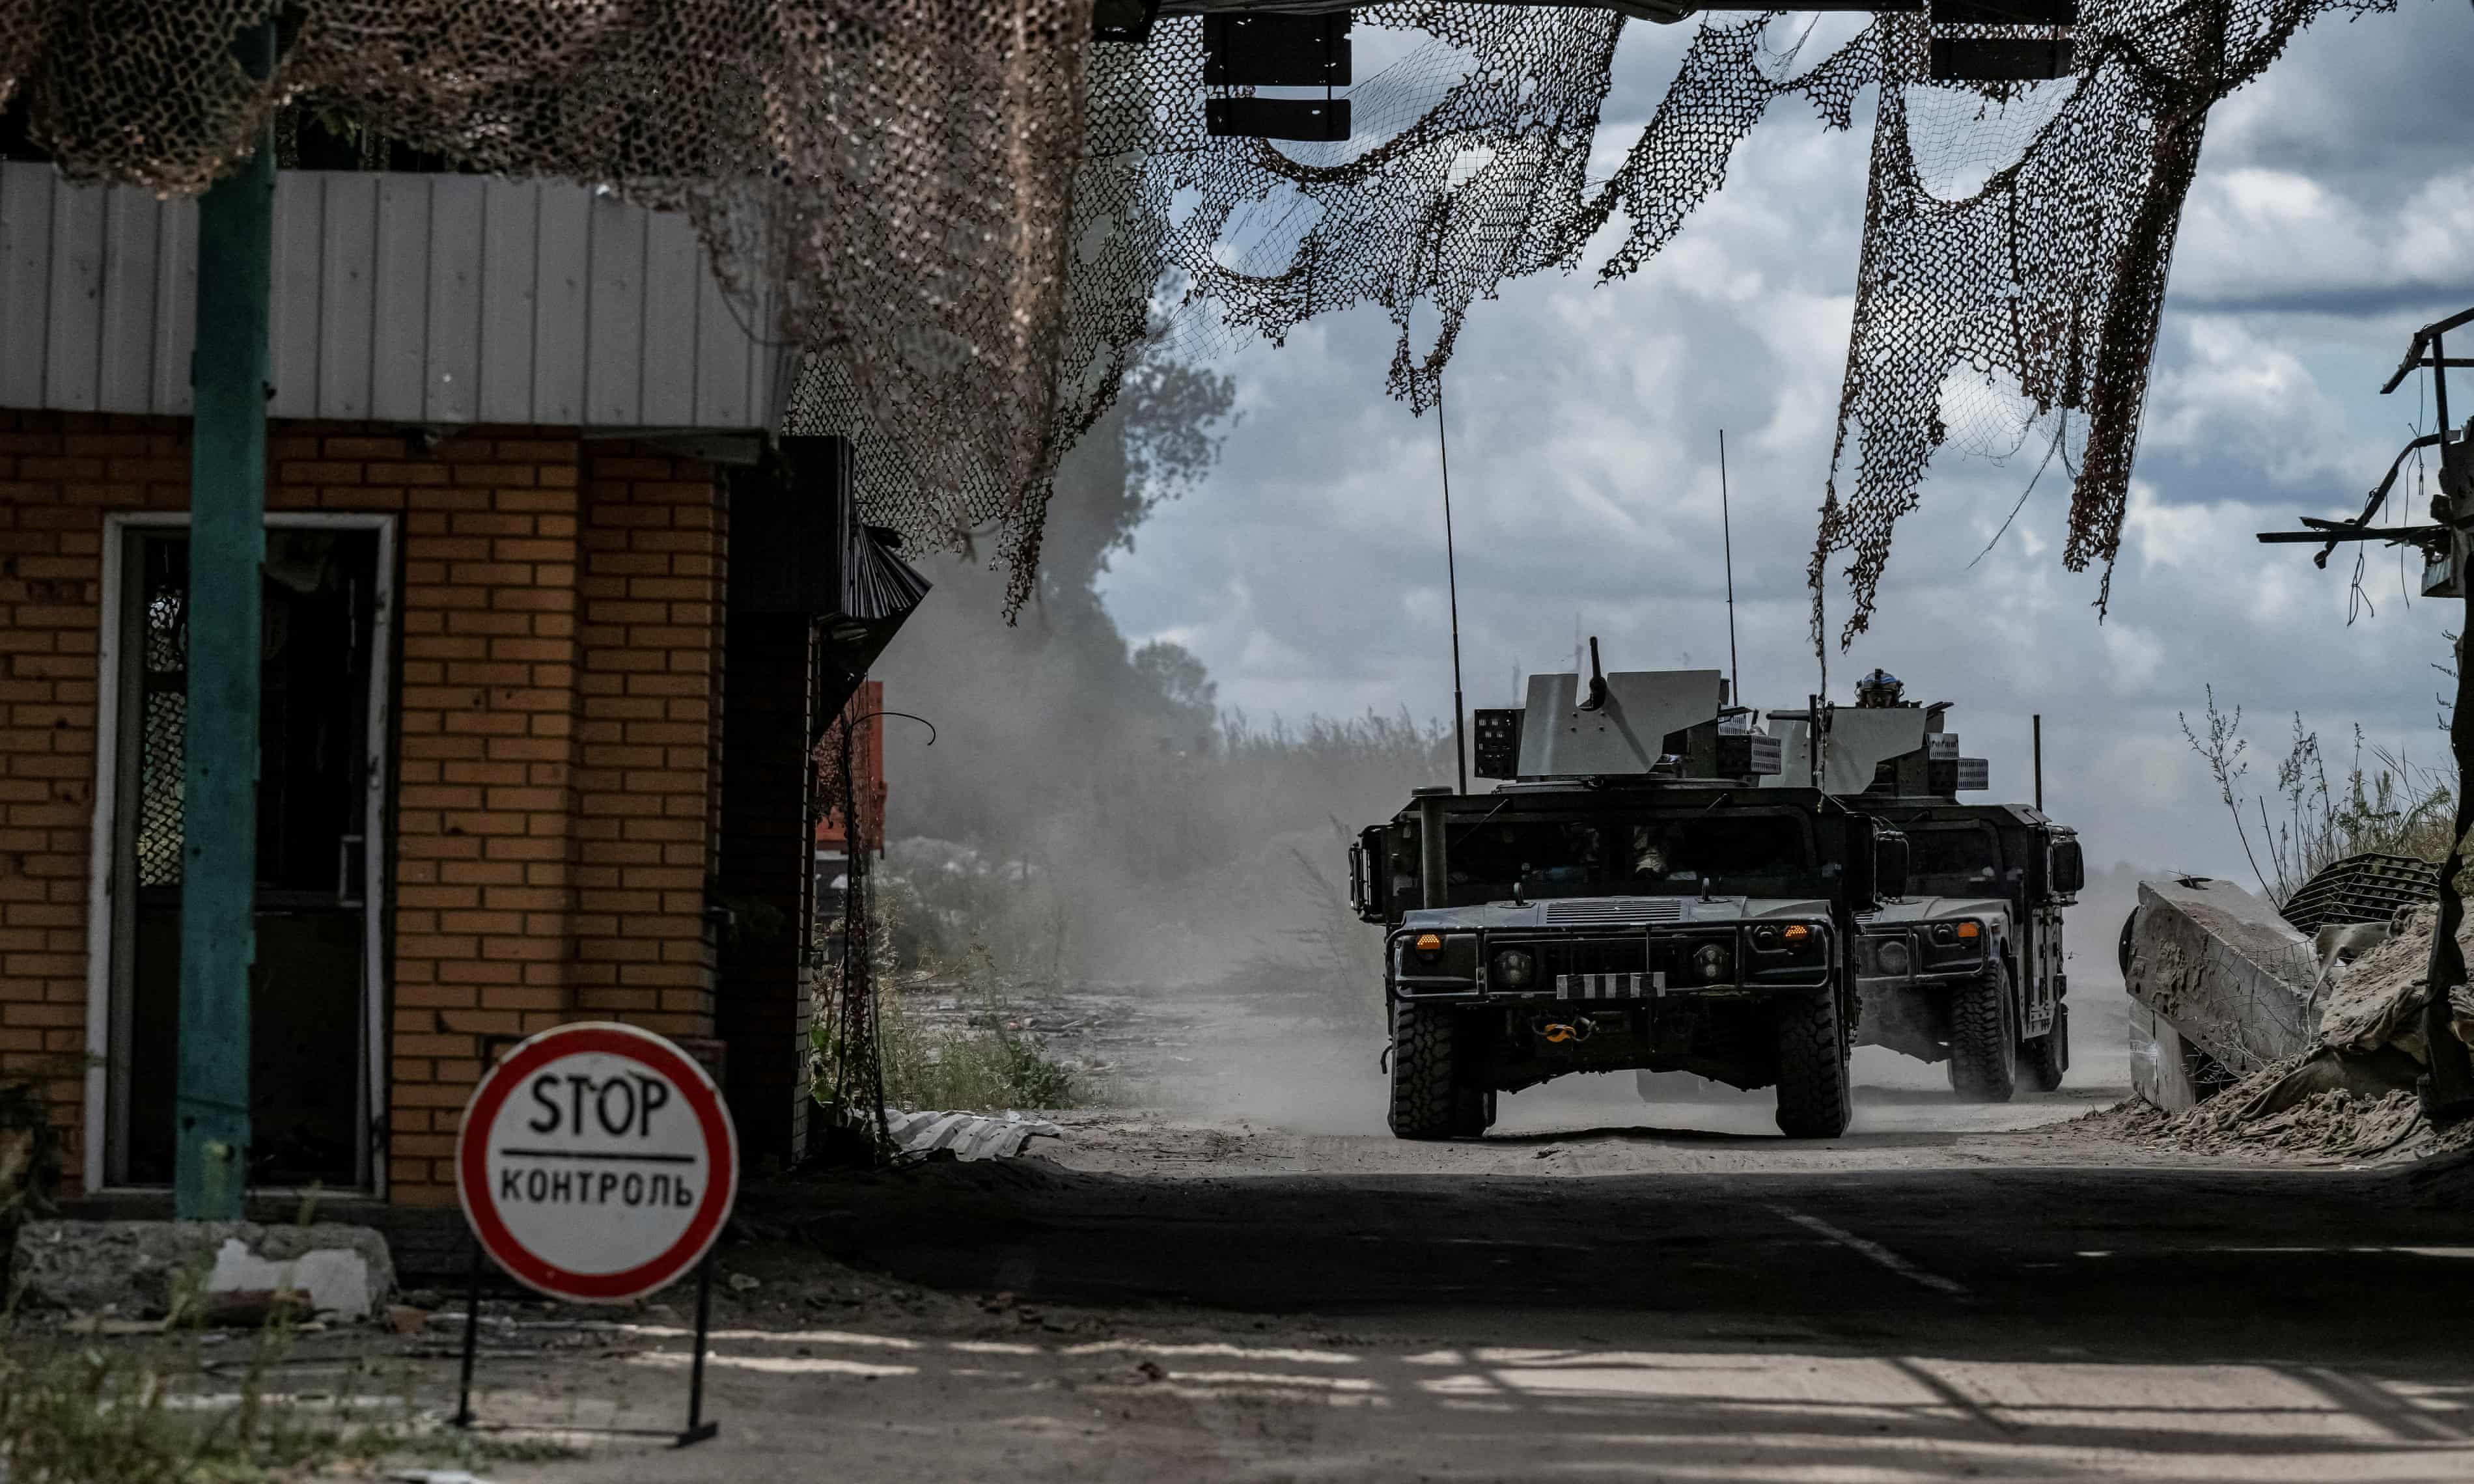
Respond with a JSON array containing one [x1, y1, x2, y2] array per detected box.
[[1438, 372, 1468, 794], [1720, 429, 1740, 706]]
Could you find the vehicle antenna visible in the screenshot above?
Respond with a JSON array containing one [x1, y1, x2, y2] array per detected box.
[[2033, 713, 2044, 812], [1438, 370, 1468, 795], [1719, 429, 1740, 707]]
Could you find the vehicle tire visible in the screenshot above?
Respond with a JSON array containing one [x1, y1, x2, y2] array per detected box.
[[1451, 1082, 1497, 1138], [1947, 963, 2018, 1103], [1773, 991, 1852, 1138], [1389, 1000, 1459, 1140], [2021, 1000, 2069, 1093]]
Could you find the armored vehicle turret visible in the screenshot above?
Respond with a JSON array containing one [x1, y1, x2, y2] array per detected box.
[[1754, 696, 2083, 1099], [1350, 661, 1911, 1140]]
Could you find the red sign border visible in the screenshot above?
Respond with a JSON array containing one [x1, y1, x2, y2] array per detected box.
[[456, 1023, 739, 1304]]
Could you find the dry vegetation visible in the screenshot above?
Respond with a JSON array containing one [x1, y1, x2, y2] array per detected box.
[[2181, 687, 2456, 903]]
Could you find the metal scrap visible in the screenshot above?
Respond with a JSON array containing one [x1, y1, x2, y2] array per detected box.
[[883, 1110, 1063, 1162]]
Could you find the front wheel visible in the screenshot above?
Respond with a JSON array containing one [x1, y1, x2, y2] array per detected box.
[[1451, 1084, 1497, 1138], [2020, 999, 2069, 1093], [1389, 1000, 1460, 1140], [1947, 963, 2019, 1103], [1773, 991, 1852, 1138]]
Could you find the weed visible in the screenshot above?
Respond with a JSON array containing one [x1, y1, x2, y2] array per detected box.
[[811, 890, 1097, 1115], [2182, 687, 2457, 903], [0, 1325, 404, 1483]]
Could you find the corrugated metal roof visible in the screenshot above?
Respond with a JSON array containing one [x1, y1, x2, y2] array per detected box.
[[0, 163, 792, 430]]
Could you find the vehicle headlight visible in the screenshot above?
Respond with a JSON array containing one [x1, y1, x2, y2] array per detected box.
[[1875, 939, 1912, 976], [1693, 942, 1732, 983], [1493, 949, 1535, 989]]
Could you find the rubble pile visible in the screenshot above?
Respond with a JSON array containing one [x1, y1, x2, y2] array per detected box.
[[2113, 904, 2474, 1161], [2126, 1061, 2427, 1159], [2319, 905, 2474, 1056]]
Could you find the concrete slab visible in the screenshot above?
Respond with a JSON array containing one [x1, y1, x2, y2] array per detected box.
[[10, 1218, 395, 1321], [2127, 878, 2316, 1077]]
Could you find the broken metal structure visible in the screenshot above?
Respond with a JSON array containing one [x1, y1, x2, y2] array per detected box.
[[2256, 308, 2474, 1121]]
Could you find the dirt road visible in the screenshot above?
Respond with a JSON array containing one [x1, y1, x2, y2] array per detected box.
[[410, 1068, 2474, 1483]]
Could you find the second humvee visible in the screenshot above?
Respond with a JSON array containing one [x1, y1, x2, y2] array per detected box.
[[1760, 702, 2084, 1099]]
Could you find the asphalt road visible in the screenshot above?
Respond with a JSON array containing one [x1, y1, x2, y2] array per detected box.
[[459, 1080, 2474, 1483]]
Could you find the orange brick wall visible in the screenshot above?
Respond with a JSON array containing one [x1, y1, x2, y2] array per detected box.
[[0, 411, 728, 1207]]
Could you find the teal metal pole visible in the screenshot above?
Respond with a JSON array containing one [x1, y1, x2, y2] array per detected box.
[[176, 59, 275, 1220]]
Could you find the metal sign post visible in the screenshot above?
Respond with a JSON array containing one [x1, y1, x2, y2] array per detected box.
[[452, 1023, 740, 1446], [176, 18, 276, 1221]]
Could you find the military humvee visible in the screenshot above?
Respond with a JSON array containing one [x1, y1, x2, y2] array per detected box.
[[1760, 702, 2084, 1099], [1348, 665, 1911, 1140]]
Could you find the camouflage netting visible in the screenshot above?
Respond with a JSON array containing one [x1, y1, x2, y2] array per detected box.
[[0, 0, 1089, 595], [0, 0, 2394, 632], [1043, 0, 2390, 638]]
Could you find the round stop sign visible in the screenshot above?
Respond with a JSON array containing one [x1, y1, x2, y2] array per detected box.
[[456, 1023, 739, 1303]]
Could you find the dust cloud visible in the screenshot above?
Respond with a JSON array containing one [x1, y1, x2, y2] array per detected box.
[[864, 350, 2148, 1134], [869, 356, 1434, 1131]]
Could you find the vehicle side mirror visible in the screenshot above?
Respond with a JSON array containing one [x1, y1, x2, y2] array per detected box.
[[1872, 825, 1910, 902], [1354, 827, 1391, 923], [2051, 838, 2085, 896]]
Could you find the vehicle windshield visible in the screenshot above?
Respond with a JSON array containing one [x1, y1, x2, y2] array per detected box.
[[1906, 821, 2009, 898], [1445, 810, 1828, 901]]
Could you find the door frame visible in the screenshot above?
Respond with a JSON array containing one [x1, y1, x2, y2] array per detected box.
[[81, 511, 398, 1196]]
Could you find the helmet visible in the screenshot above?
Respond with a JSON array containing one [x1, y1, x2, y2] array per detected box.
[[1854, 668, 1904, 708]]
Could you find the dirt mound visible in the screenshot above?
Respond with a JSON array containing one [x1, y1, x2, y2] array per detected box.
[[2316, 904, 2471, 1054], [2092, 1049, 2474, 1162], [2097, 903, 2474, 1162]]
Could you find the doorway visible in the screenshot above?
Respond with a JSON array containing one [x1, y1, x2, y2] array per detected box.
[[92, 515, 394, 1192]]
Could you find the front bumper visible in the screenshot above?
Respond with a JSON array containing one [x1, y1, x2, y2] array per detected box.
[[1387, 921, 1833, 1004], [1854, 926, 1990, 991]]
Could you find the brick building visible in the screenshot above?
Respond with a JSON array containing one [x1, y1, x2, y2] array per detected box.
[[0, 165, 922, 1207]]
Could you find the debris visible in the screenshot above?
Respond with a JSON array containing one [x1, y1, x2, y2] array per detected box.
[[64, 1313, 165, 1336], [2101, 1050, 2470, 1162], [195, 1288, 314, 1329], [385, 1304, 430, 1336], [9, 1220, 395, 1322], [883, 1109, 1064, 1162], [2316, 904, 2472, 1057], [2281, 853, 2440, 935], [2126, 877, 2318, 1081], [728, 1272, 763, 1293]]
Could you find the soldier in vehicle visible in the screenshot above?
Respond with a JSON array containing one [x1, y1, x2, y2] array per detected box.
[[1855, 668, 1906, 708]]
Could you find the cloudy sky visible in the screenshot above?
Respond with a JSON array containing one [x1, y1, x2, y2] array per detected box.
[[1091, 2, 2474, 881]]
